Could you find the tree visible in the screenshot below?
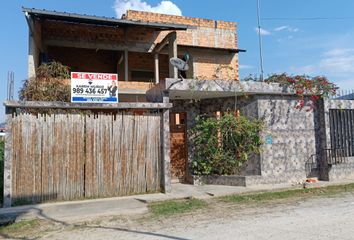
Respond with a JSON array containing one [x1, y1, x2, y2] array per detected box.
[[19, 61, 71, 102]]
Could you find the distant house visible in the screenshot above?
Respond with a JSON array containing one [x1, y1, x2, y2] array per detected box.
[[337, 92, 354, 100]]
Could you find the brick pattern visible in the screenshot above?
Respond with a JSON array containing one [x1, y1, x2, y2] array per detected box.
[[127, 52, 169, 81], [125, 10, 236, 30], [41, 9, 239, 81]]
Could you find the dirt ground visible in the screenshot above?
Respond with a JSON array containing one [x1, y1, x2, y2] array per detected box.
[[2, 192, 354, 240]]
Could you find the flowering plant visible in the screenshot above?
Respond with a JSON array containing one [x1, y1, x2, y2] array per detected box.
[[265, 73, 337, 110]]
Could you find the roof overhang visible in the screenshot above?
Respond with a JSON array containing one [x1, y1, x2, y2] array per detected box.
[[165, 79, 297, 100], [22, 7, 190, 30]]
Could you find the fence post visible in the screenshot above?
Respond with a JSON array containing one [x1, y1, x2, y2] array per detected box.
[[3, 107, 13, 207], [161, 91, 171, 193]]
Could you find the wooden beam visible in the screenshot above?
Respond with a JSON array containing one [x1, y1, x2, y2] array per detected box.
[[4, 101, 172, 110], [124, 50, 129, 81], [43, 39, 151, 53], [151, 31, 177, 53]]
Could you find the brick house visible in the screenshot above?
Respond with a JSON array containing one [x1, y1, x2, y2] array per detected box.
[[23, 7, 243, 183], [23, 7, 354, 188]]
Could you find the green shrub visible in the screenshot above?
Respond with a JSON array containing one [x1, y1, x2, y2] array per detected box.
[[190, 113, 263, 176]]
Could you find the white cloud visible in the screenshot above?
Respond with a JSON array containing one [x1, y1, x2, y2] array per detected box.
[[254, 27, 271, 36], [290, 48, 354, 89], [274, 26, 288, 31], [113, 0, 182, 18], [274, 25, 298, 32], [290, 65, 316, 75], [319, 48, 354, 74], [239, 64, 254, 69]]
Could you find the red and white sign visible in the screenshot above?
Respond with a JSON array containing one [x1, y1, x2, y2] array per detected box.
[[71, 72, 118, 103]]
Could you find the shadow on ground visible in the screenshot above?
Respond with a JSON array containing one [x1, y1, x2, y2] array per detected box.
[[0, 207, 190, 240]]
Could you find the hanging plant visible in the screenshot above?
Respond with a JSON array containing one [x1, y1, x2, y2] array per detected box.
[[265, 73, 337, 110]]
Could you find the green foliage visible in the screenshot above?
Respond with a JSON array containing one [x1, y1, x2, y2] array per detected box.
[[190, 113, 263, 176], [149, 199, 207, 217], [0, 219, 39, 233], [221, 183, 354, 203], [19, 61, 71, 102], [245, 73, 337, 110]]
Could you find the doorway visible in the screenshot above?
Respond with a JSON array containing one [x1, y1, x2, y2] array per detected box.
[[170, 112, 188, 182]]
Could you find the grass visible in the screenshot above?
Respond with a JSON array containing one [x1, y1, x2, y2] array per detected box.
[[221, 183, 354, 203], [149, 198, 208, 217], [0, 219, 39, 233]]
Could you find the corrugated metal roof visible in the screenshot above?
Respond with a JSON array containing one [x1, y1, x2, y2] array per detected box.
[[22, 7, 190, 30]]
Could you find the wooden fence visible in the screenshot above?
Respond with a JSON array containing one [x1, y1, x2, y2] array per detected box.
[[3, 101, 172, 207]]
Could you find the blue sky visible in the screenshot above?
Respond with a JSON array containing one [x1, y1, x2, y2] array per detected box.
[[2, 0, 354, 121]]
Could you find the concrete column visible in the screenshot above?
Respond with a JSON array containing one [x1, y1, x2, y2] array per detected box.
[[161, 91, 171, 193], [154, 53, 160, 84], [124, 50, 129, 81], [168, 32, 178, 79], [3, 107, 13, 207], [28, 29, 38, 79]]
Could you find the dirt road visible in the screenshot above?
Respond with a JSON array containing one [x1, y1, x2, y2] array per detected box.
[[38, 193, 354, 240]]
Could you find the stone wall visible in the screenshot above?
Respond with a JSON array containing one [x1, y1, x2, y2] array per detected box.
[[171, 96, 261, 181], [256, 95, 317, 184]]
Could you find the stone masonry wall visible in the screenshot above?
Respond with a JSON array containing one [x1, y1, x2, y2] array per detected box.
[[171, 96, 261, 179], [171, 95, 354, 185], [255, 95, 317, 184]]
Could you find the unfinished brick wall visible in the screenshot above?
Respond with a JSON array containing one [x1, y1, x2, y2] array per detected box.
[[124, 10, 239, 80], [128, 52, 169, 81], [125, 10, 237, 49], [41, 10, 239, 81]]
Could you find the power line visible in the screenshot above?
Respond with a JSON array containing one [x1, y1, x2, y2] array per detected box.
[[262, 17, 354, 21]]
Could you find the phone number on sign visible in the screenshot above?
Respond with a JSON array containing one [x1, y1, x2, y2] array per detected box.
[[72, 87, 108, 95]]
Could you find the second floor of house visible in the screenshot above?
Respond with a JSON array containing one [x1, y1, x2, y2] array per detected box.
[[24, 7, 242, 101]]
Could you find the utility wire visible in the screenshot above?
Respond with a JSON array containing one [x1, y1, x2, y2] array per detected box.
[[262, 17, 354, 21]]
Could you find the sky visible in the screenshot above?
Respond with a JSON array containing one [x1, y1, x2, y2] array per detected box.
[[1, 0, 354, 121]]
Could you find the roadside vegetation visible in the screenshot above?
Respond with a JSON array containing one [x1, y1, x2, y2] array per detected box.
[[220, 183, 354, 204], [149, 198, 207, 217], [148, 183, 354, 218], [1, 183, 354, 238]]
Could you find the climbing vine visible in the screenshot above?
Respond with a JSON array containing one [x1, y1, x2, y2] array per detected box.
[[265, 73, 337, 110], [190, 113, 263, 176]]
